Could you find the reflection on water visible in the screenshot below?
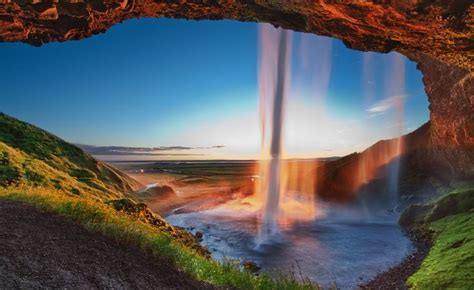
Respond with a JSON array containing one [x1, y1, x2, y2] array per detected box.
[[115, 161, 413, 289], [166, 204, 412, 289]]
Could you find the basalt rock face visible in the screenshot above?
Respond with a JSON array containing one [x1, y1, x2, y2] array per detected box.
[[0, 1, 472, 68], [0, 1, 472, 177], [316, 122, 432, 202], [410, 53, 474, 178]]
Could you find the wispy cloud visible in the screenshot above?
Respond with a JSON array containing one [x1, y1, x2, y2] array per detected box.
[[76, 144, 225, 156], [366, 95, 405, 118]]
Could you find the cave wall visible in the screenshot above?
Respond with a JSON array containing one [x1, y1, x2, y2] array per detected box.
[[0, 1, 472, 68], [0, 1, 472, 177], [409, 53, 474, 177]]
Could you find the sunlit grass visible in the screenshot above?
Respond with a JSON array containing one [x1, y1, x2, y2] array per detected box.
[[407, 187, 474, 289], [0, 113, 139, 198], [407, 211, 474, 289], [0, 112, 319, 289], [0, 187, 318, 290]]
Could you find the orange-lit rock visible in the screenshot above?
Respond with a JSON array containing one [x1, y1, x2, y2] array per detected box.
[[0, 2, 471, 69], [316, 122, 431, 201], [0, 1, 472, 178]]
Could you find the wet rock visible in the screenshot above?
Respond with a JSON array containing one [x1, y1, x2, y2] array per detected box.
[[194, 231, 203, 242], [243, 261, 261, 274], [399, 203, 433, 227], [142, 185, 176, 199]]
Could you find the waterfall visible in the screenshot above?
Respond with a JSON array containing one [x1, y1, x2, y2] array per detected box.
[[257, 25, 292, 241]]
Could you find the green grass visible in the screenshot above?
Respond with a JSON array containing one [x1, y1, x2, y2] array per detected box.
[[0, 141, 117, 200], [407, 211, 474, 289], [3, 112, 472, 288], [0, 112, 315, 289], [400, 188, 474, 227], [0, 113, 140, 195], [0, 187, 318, 290], [405, 187, 474, 289]]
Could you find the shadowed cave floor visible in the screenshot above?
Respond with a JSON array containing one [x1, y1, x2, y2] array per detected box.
[[0, 199, 215, 289]]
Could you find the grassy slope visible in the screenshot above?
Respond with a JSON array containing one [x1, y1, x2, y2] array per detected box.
[[0, 113, 317, 289], [405, 188, 474, 289], [6, 111, 472, 288], [0, 188, 319, 289], [408, 211, 474, 289], [0, 113, 141, 200], [0, 188, 317, 289]]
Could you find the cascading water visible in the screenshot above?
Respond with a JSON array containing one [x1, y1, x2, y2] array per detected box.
[[256, 25, 333, 241], [386, 53, 406, 210], [386, 54, 405, 195], [257, 25, 292, 241], [255, 24, 408, 244], [166, 27, 415, 288], [355, 52, 406, 213]]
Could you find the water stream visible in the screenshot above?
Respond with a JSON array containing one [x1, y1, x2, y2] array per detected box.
[[167, 203, 412, 289]]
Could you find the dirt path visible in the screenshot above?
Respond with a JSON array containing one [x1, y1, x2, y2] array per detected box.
[[0, 199, 215, 289]]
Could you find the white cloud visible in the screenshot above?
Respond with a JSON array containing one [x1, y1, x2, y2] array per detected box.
[[366, 95, 405, 118]]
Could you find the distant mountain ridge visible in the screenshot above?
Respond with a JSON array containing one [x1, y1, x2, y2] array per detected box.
[[0, 113, 142, 199], [76, 144, 225, 156]]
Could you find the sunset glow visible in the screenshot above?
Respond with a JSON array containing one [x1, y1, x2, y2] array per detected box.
[[1, 4, 469, 288], [0, 19, 428, 161]]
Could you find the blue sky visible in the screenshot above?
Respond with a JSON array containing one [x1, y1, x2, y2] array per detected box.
[[0, 18, 429, 159]]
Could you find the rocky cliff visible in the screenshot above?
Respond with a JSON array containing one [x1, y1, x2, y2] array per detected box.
[[0, 2, 472, 67], [410, 53, 474, 178], [0, 1, 472, 178], [315, 122, 431, 201]]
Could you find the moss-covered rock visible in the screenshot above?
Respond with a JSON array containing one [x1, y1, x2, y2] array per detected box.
[[400, 189, 474, 227], [427, 189, 474, 223], [107, 198, 211, 258], [399, 203, 433, 227]]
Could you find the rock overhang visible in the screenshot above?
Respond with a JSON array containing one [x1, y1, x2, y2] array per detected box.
[[0, 1, 472, 177]]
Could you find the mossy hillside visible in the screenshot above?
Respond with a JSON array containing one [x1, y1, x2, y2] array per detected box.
[[1, 141, 119, 200], [0, 113, 141, 199], [400, 188, 474, 227], [0, 113, 212, 263], [403, 188, 474, 289], [0, 113, 320, 289], [407, 211, 474, 289]]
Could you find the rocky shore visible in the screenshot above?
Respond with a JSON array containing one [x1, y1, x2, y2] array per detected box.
[[360, 226, 433, 289]]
